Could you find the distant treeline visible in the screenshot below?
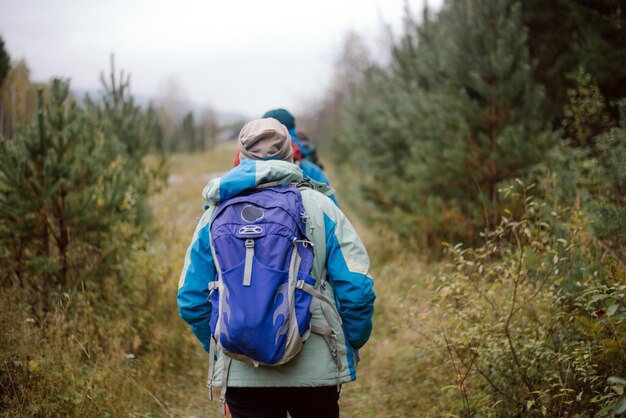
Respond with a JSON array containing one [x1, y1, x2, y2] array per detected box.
[[0, 46, 241, 153]]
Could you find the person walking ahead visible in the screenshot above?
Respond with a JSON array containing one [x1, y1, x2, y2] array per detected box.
[[177, 118, 375, 418], [261, 108, 334, 195]]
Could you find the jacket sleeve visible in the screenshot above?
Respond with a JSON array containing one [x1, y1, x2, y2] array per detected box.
[[177, 210, 216, 352], [323, 208, 376, 350]]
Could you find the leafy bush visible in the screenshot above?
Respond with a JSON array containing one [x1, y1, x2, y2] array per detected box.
[[433, 184, 625, 416]]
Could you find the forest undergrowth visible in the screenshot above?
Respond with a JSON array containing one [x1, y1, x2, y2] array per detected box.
[[4, 142, 624, 417], [0, 146, 235, 417], [0, 141, 449, 417]]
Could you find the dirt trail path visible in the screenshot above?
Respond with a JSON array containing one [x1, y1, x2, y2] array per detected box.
[[153, 150, 235, 417], [167, 171, 226, 185]]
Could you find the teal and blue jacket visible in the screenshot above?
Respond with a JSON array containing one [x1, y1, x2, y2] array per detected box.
[[288, 128, 336, 205], [177, 159, 375, 387]]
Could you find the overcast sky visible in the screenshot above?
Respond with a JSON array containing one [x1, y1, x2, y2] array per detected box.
[[1, 0, 440, 118]]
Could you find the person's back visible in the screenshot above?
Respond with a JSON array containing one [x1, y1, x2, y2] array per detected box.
[[177, 118, 375, 418]]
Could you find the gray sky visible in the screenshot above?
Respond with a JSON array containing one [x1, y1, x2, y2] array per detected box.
[[1, 0, 439, 117]]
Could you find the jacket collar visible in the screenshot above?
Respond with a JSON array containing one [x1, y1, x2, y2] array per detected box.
[[202, 159, 304, 206]]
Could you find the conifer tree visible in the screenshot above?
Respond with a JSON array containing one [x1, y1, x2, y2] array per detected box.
[[590, 106, 626, 255], [562, 67, 615, 149], [523, 0, 626, 121], [441, 0, 550, 219], [145, 104, 166, 153], [339, 0, 550, 245], [0, 36, 9, 89], [178, 112, 198, 152], [0, 79, 146, 297], [554, 71, 626, 257], [0, 54, 167, 297], [85, 56, 167, 227], [88, 57, 151, 164]]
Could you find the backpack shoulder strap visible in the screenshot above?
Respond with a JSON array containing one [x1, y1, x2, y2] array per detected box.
[[252, 180, 283, 190]]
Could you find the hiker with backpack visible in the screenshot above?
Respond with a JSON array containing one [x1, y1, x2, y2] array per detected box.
[[261, 109, 334, 198], [295, 129, 323, 170], [177, 118, 375, 418]]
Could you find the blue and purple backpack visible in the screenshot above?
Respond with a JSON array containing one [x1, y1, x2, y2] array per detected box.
[[208, 185, 319, 366]]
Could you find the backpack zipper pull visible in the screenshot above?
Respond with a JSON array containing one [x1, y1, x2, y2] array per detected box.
[[301, 211, 317, 235], [294, 238, 314, 248]]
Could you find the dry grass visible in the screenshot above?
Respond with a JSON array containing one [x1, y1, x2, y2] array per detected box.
[[2, 143, 447, 417], [339, 232, 450, 417], [324, 158, 453, 417], [148, 142, 237, 417], [154, 142, 237, 236]]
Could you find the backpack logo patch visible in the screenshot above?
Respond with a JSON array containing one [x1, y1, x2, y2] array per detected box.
[[241, 205, 264, 222]]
